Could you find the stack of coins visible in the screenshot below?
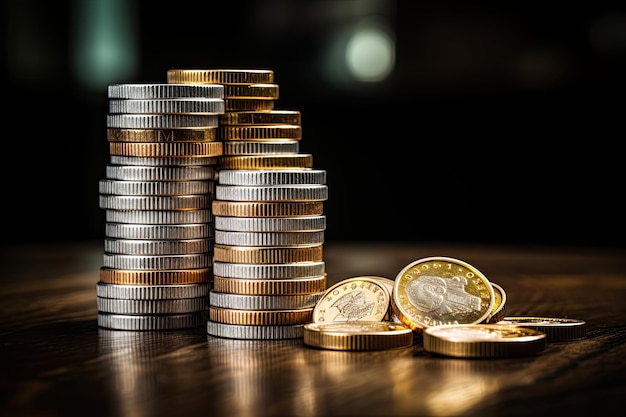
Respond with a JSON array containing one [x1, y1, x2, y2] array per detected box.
[[97, 83, 225, 330], [167, 69, 329, 340]]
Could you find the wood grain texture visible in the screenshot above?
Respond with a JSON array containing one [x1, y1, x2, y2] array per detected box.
[[1, 241, 625, 417]]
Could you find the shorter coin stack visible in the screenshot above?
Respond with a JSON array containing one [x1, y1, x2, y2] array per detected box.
[[97, 83, 225, 331], [167, 68, 329, 339]]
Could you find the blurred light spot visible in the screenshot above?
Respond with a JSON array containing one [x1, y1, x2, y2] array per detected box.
[[345, 23, 395, 82], [589, 12, 626, 53], [514, 49, 566, 89], [72, 0, 138, 91]]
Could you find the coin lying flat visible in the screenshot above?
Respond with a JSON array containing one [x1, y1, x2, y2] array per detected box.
[[312, 276, 390, 323], [498, 316, 587, 342], [422, 323, 547, 358], [303, 321, 414, 351], [392, 256, 495, 333]]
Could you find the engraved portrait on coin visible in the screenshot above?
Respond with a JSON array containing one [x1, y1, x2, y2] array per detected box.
[[406, 275, 482, 316]]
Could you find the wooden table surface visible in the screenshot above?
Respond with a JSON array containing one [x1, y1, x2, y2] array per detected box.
[[1, 240, 625, 417]]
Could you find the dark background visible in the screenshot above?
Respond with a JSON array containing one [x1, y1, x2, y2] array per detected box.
[[2, 0, 625, 249]]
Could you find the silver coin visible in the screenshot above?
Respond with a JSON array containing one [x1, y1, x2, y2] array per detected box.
[[207, 321, 304, 340], [97, 282, 210, 300], [107, 114, 220, 129], [213, 261, 325, 279], [105, 223, 213, 240], [214, 216, 326, 232], [109, 155, 219, 166], [103, 238, 213, 255], [98, 312, 208, 330], [215, 184, 328, 202], [105, 165, 217, 181], [209, 291, 324, 310], [97, 297, 207, 315], [99, 195, 210, 210], [217, 169, 326, 185], [103, 253, 212, 270], [108, 83, 224, 99], [99, 179, 214, 196], [109, 98, 225, 115], [214, 230, 324, 246], [222, 140, 300, 155], [105, 209, 213, 224]]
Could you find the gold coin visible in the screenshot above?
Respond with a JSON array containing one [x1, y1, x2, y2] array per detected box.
[[220, 125, 302, 140], [422, 323, 547, 358], [484, 282, 506, 323], [212, 275, 327, 295], [312, 276, 390, 323], [99, 267, 211, 285], [167, 68, 274, 84], [211, 201, 324, 217], [213, 244, 323, 264], [209, 306, 312, 325], [109, 141, 223, 157], [392, 256, 495, 333], [219, 154, 313, 170], [219, 110, 301, 126], [303, 321, 414, 351], [223, 84, 279, 100], [224, 99, 275, 112], [107, 128, 217, 142]]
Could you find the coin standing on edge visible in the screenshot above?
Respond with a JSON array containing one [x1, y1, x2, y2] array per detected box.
[[498, 316, 587, 342], [484, 282, 507, 323], [392, 256, 495, 333], [422, 323, 547, 358], [303, 321, 414, 351]]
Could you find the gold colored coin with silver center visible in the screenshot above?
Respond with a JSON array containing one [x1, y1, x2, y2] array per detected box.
[[392, 256, 495, 332]]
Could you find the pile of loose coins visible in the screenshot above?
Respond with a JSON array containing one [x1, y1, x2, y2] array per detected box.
[[303, 256, 586, 356]]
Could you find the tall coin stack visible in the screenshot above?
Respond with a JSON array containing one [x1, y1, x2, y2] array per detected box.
[[167, 69, 329, 340], [97, 83, 225, 330]]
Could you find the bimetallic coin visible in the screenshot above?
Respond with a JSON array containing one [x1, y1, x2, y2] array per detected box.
[[303, 321, 414, 351], [312, 277, 390, 323], [207, 321, 304, 340], [98, 312, 207, 330], [392, 256, 495, 333], [498, 316, 587, 342], [484, 282, 507, 324], [422, 324, 547, 358]]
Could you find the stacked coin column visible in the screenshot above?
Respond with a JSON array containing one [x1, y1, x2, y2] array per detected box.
[[97, 83, 225, 331], [167, 69, 329, 340]]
